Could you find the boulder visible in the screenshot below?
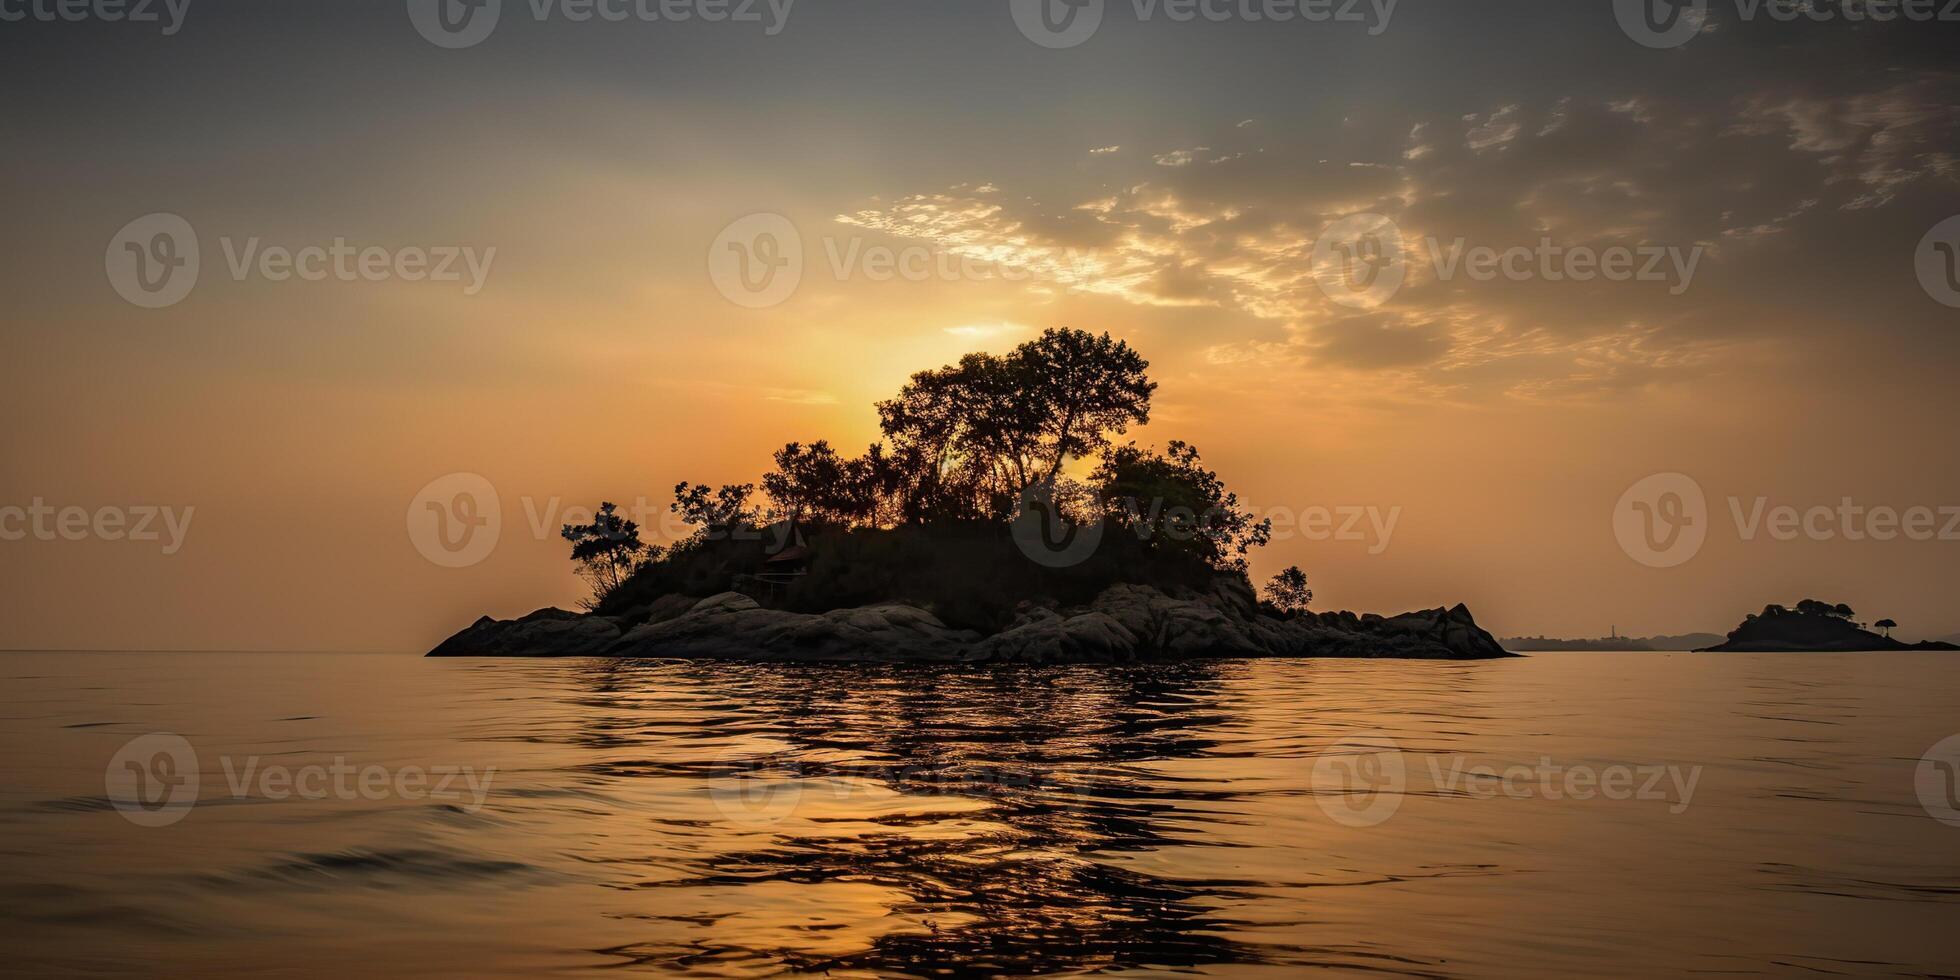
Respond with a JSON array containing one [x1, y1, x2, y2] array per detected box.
[[1088, 583, 1267, 657], [972, 610, 1139, 663], [426, 607, 624, 657], [426, 586, 1515, 662], [603, 592, 983, 662]]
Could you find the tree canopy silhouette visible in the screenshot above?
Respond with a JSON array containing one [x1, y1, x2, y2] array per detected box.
[[605, 328, 1282, 628], [561, 502, 655, 608], [875, 328, 1153, 521]]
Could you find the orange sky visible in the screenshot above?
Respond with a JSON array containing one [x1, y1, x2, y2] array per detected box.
[[4, 3, 1958, 650]]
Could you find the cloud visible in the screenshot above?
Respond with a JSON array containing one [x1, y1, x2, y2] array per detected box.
[[1309, 313, 1452, 370], [943, 322, 1032, 340], [831, 68, 1959, 400], [1153, 147, 1212, 168]]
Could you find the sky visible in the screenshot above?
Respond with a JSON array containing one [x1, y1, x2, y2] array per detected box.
[[2, 0, 1958, 651]]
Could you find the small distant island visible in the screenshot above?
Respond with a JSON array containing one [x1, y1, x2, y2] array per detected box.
[[1696, 600, 1958, 652], [1502, 632, 1725, 652], [429, 330, 1510, 663]]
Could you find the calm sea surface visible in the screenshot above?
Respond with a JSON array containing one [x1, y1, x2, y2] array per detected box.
[[3, 651, 1958, 977]]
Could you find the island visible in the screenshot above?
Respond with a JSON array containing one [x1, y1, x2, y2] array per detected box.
[[1695, 600, 1959, 652], [1501, 632, 1725, 651], [427, 330, 1511, 663]]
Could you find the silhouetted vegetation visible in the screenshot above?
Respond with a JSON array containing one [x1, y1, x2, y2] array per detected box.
[[578, 329, 1292, 631], [560, 502, 655, 609], [1793, 598, 1856, 621], [1094, 441, 1271, 572], [1746, 599, 1858, 625], [1702, 598, 1957, 651], [1263, 566, 1312, 614]]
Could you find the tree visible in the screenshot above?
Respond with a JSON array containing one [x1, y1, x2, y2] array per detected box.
[[671, 482, 758, 538], [1795, 599, 1854, 620], [1264, 566, 1313, 614], [762, 440, 880, 526], [875, 328, 1155, 520], [1875, 618, 1897, 638], [875, 353, 1013, 521], [1092, 440, 1272, 571], [1009, 328, 1155, 484], [561, 502, 655, 609]]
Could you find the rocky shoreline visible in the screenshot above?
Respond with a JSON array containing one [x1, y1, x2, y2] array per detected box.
[[427, 578, 1514, 662]]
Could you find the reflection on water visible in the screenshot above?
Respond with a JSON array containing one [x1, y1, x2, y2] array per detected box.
[[2, 651, 1959, 977], [585, 661, 1267, 976]]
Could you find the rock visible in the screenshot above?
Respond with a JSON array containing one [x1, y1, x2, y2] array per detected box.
[[426, 606, 623, 657], [610, 592, 701, 631], [1088, 583, 1266, 657], [603, 592, 983, 662], [973, 611, 1138, 663], [427, 585, 1515, 662]]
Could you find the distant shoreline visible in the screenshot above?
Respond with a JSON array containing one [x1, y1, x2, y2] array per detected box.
[[1501, 633, 1723, 652]]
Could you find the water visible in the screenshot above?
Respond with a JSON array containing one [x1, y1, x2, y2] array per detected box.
[[3, 651, 1958, 977]]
